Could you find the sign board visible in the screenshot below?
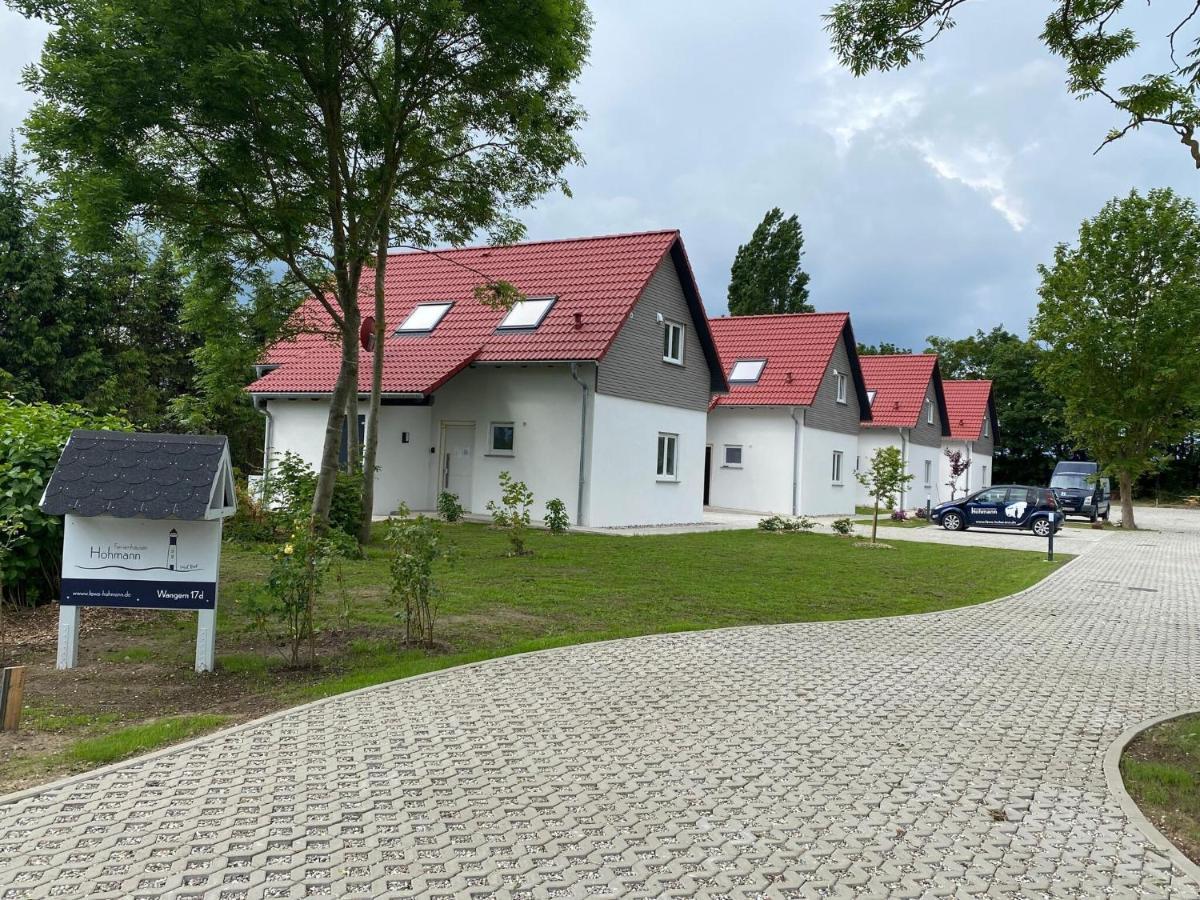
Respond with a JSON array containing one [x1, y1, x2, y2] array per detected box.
[[61, 516, 221, 611]]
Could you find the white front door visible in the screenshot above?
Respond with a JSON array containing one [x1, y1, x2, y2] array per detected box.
[[441, 424, 474, 510]]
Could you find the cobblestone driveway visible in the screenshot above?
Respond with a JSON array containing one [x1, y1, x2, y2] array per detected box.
[[2, 512, 1199, 898]]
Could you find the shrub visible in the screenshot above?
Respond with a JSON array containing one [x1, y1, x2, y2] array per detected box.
[[248, 452, 362, 542], [915, 507, 929, 519], [486, 471, 535, 556], [224, 480, 277, 544], [385, 509, 452, 647], [248, 517, 335, 667], [891, 509, 909, 521], [830, 516, 854, 536], [0, 400, 132, 605], [758, 514, 817, 533], [437, 491, 464, 522], [544, 498, 570, 534]]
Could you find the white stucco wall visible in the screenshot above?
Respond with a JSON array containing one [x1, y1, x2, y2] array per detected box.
[[705, 408, 796, 515], [264, 399, 434, 516], [265, 399, 331, 475], [429, 364, 591, 523], [856, 429, 946, 509], [940, 439, 993, 499], [797, 423, 859, 516], [588, 392, 707, 527], [705, 408, 857, 517]]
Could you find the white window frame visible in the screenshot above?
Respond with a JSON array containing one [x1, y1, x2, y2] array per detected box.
[[497, 296, 556, 330], [488, 421, 515, 456], [832, 450, 844, 485], [662, 320, 684, 365], [924, 459, 932, 487], [926, 397, 935, 425], [983, 416, 990, 438], [396, 302, 453, 334], [657, 432, 679, 480], [835, 370, 847, 404], [982, 464, 989, 486], [723, 444, 743, 468], [729, 359, 766, 383]]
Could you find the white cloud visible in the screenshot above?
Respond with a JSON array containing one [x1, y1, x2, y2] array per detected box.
[[805, 62, 926, 155], [913, 139, 1029, 232]]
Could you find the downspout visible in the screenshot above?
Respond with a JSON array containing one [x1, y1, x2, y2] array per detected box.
[[900, 429, 909, 509], [965, 441, 973, 494], [791, 407, 805, 516], [569, 363, 589, 526], [255, 396, 273, 477]]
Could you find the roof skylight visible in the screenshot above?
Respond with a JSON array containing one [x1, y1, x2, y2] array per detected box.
[[729, 359, 767, 383], [497, 297, 555, 330], [867, 390, 877, 406], [396, 302, 452, 334]]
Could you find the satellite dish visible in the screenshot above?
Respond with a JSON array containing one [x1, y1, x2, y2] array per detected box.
[[360, 317, 376, 352]]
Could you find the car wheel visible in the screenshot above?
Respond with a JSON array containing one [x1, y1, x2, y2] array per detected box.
[[1101, 507, 1110, 521], [942, 511, 964, 531], [1031, 517, 1052, 537]]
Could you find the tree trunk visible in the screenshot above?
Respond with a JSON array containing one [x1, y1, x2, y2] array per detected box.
[[311, 311, 361, 527], [346, 389, 360, 475], [872, 497, 880, 544], [359, 219, 388, 543], [1119, 470, 1136, 529]]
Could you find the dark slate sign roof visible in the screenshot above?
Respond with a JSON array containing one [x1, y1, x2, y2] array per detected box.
[[40, 430, 234, 520]]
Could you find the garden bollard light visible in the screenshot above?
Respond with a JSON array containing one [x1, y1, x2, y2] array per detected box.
[[1047, 526, 1054, 562]]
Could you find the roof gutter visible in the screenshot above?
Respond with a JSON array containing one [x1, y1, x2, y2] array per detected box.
[[569, 362, 589, 526], [247, 391, 426, 400]]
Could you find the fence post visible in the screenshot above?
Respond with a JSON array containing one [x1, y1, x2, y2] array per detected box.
[[1, 666, 26, 731], [1047, 526, 1054, 562]]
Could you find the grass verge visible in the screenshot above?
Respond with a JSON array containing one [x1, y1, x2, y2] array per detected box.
[[1121, 714, 1200, 864]]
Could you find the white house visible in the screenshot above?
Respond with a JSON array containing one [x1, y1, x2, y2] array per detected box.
[[940, 380, 997, 498], [857, 354, 950, 510], [705, 313, 871, 517], [248, 230, 728, 527]]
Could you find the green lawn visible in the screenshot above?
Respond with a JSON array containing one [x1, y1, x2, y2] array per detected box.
[[3, 524, 1066, 791], [1122, 714, 1200, 864]]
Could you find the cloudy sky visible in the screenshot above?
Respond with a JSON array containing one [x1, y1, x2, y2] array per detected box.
[[1, 1, 1195, 349]]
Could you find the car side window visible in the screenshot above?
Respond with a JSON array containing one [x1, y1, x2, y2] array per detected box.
[[974, 488, 1006, 504], [1013, 488, 1037, 506]]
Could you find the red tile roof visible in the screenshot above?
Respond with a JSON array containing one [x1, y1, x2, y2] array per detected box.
[[248, 230, 721, 395], [859, 354, 942, 428], [707, 313, 862, 408], [943, 380, 995, 440]]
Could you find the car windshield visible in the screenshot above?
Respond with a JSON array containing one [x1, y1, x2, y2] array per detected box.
[[1051, 474, 1090, 490]]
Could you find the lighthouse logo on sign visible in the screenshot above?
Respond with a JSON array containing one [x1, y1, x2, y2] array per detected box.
[[168, 529, 178, 571]]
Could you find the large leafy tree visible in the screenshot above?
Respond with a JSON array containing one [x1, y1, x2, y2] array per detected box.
[[0, 149, 90, 403], [857, 341, 912, 355], [825, 1, 1200, 167], [169, 255, 302, 470], [1032, 188, 1200, 528], [727, 208, 813, 315], [13, 0, 591, 527], [926, 327, 1072, 485]]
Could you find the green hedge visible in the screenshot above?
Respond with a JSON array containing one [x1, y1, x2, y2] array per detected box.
[[0, 400, 132, 604]]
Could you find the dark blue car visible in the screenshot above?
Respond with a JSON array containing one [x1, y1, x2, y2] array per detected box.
[[931, 485, 1064, 536]]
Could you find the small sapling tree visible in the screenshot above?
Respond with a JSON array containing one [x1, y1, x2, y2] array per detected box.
[[487, 472, 535, 556], [944, 448, 969, 500], [544, 499, 570, 534], [855, 446, 913, 544], [386, 507, 451, 648]]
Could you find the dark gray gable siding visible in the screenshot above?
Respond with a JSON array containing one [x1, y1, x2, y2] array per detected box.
[[40, 430, 231, 520], [910, 381, 944, 447], [595, 257, 713, 411], [974, 400, 996, 455], [804, 334, 862, 434]]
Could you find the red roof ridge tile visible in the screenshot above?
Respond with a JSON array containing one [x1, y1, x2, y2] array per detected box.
[[385, 228, 681, 258]]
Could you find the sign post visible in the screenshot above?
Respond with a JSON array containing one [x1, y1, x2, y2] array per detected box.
[[39, 430, 237, 674]]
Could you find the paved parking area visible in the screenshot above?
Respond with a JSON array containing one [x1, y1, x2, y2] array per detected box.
[[2, 510, 1198, 898]]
